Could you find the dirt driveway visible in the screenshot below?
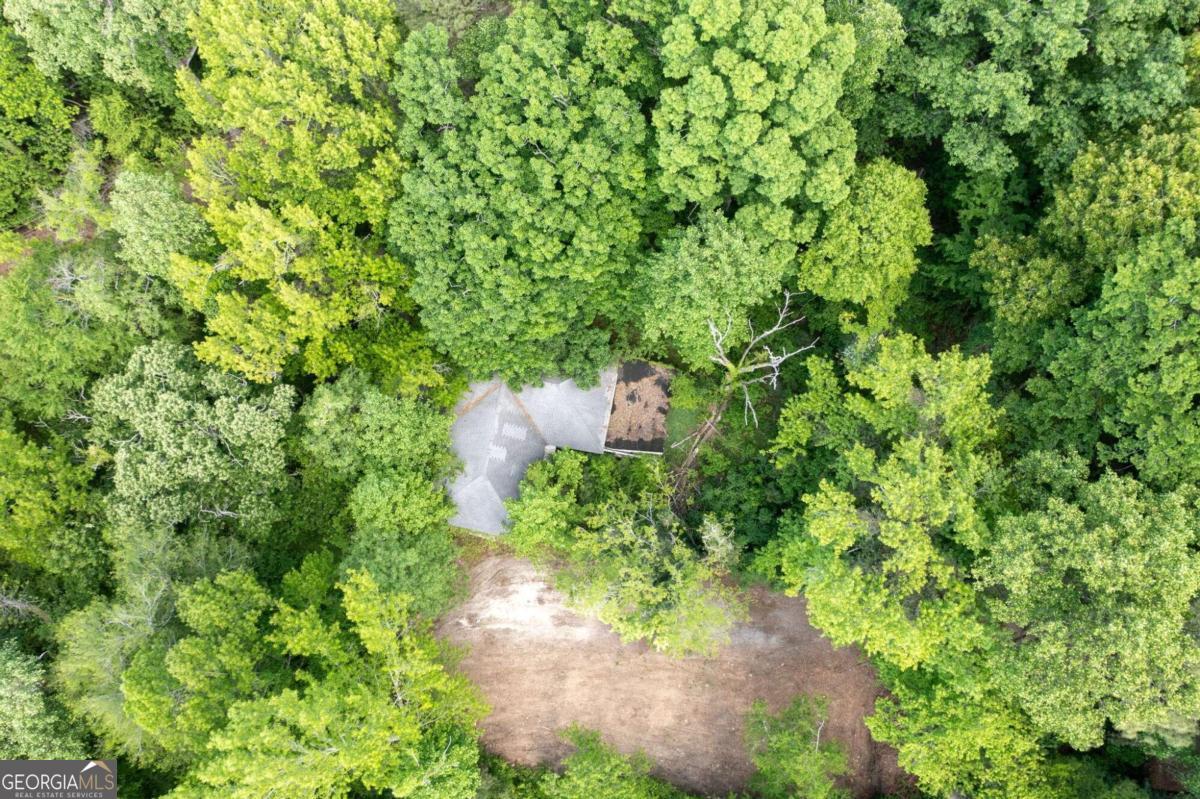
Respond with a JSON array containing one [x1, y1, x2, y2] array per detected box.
[[435, 554, 907, 797]]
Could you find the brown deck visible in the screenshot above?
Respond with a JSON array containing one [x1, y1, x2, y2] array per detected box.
[[606, 361, 670, 453]]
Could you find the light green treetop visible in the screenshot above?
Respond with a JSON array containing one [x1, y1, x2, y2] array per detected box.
[[639, 209, 793, 370], [0, 640, 85, 760], [653, 0, 857, 241], [771, 334, 1000, 669], [173, 571, 485, 799], [175, 0, 421, 384], [745, 696, 849, 799], [121, 570, 282, 760], [180, 0, 403, 226], [798, 158, 931, 333], [0, 417, 102, 592]]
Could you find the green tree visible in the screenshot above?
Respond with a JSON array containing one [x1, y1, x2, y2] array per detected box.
[[798, 159, 931, 333], [826, 0, 904, 126], [121, 570, 283, 760], [343, 470, 460, 618], [0, 24, 72, 228], [180, 0, 403, 225], [0, 243, 145, 422], [745, 696, 849, 799], [173, 571, 485, 799], [868, 673, 1052, 799], [299, 371, 455, 487], [391, 14, 661, 381], [976, 474, 1200, 749], [639, 210, 793, 370], [980, 110, 1200, 487], [59, 342, 288, 757], [539, 728, 684, 799], [0, 417, 102, 593], [38, 144, 111, 244], [769, 334, 999, 669], [56, 598, 173, 759], [175, 0, 426, 384], [868, 0, 1200, 254], [108, 168, 215, 281], [300, 371, 461, 617], [880, 0, 1200, 178], [0, 639, 84, 759], [652, 0, 857, 242], [508, 451, 746, 656], [90, 342, 296, 548], [4, 0, 195, 104]]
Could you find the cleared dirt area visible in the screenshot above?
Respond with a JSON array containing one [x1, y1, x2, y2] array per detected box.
[[436, 555, 908, 797]]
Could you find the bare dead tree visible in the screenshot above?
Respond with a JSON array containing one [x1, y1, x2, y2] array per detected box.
[[0, 593, 51, 623], [671, 291, 817, 506]]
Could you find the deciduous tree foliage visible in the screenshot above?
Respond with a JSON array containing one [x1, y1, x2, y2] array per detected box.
[[90, 342, 295, 548], [300, 371, 461, 617], [171, 571, 485, 799], [981, 110, 1200, 487], [0, 417, 102, 593], [0, 640, 84, 760], [1, 0, 1198, 795], [745, 696, 849, 799], [180, 0, 401, 225], [871, 0, 1200, 183], [0, 242, 147, 422], [391, 14, 661, 381], [508, 451, 746, 656], [109, 169, 215, 281], [539, 728, 685, 799], [4, 0, 194, 105], [175, 0, 423, 384], [977, 473, 1200, 749], [770, 334, 998, 669], [121, 570, 283, 760], [639, 210, 793, 370], [652, 0, 857, 244], [798, 159, 931, 333], [868, 674, 1052, 799], [0, 153, 199, 423], [0, 24, 71, 228], [55, 344, 294, 760]]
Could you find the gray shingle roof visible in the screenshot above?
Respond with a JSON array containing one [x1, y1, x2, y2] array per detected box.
[[448, 369, 618, 534]]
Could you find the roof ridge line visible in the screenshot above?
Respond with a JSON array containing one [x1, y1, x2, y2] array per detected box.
[[508, 383, 549, 443], [455, 380, 503, 417]]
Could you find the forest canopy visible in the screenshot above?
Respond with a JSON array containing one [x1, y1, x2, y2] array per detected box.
[[1, 0, 1198, 797]]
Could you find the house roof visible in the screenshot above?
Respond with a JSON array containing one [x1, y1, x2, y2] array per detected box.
[[605, 361, 671, 454], [448, 369, 618, 534]]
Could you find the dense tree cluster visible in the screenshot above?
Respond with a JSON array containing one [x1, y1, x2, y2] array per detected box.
[[1, 0, 1198, 796], [507, 450, 745, 656]]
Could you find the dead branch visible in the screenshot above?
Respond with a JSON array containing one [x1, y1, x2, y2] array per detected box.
[[0, 594, 51, 623], [672, 291, 816, 509]]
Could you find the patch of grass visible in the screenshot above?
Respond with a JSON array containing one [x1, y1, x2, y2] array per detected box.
[[664, 372, 719, 468], [452, 526, 513, 566]]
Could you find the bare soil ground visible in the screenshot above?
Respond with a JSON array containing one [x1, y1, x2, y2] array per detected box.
[[436, 555, 908, 797]]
